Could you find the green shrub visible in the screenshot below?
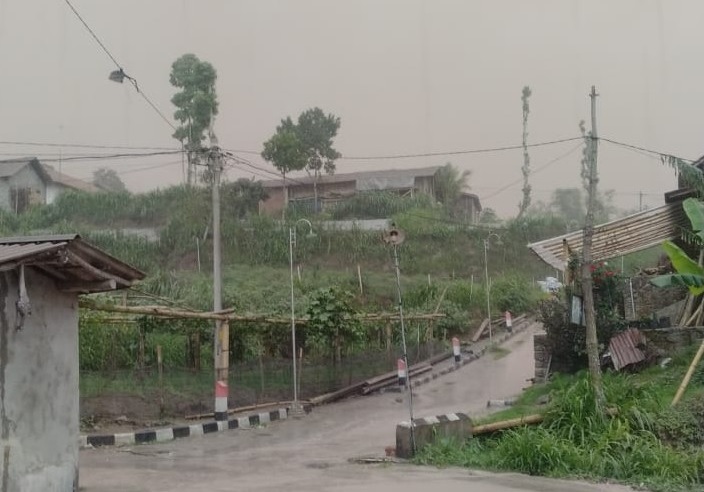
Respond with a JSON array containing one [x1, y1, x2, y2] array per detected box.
[[490, 275, 540, 314]]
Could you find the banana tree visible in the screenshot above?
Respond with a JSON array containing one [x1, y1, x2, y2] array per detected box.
[[651, 198, 704, 294]]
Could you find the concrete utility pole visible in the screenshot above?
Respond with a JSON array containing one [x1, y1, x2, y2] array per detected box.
[[209, 130, 228, 421], [580, 85, 605, 412]]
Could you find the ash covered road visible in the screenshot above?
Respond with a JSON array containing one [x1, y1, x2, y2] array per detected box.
[[79, 327, 632, 492]]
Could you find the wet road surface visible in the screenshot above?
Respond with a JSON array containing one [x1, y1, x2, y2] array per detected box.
[[79, 327, 633, 491]]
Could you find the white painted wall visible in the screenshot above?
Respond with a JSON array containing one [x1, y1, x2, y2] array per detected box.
[[45, 183, 66, 205], [0, 268, 79, 491]]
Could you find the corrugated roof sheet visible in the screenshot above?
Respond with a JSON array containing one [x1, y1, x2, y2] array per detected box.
[[260, 166, 443, 188], [0, 234, 144, 293], [42, 165, 101, 193], [0, 242, 66, 264], [0, 158, 99, 193], [527, 202, 687, 270], [609, 328, 647, 371]]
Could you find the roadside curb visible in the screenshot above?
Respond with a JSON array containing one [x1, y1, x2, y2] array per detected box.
[[80, 405, 310, 449], [408, 321, 535, 390]]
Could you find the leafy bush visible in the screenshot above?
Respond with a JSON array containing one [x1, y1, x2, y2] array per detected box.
[[491, 275, 540, 314], [417, 374, 704, 490], [328, 191, 434, 220]]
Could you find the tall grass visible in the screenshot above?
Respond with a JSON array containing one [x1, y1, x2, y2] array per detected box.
[[416, 373, 704, 491]]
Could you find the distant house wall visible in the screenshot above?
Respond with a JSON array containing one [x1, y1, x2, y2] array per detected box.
[[455, 194, 482, 224], [259, 187, 285, 216], [0, 268, 79, 491], [46, 182, 67, 205], [0, 165, 46, 213], [414, 176, 435, 197]]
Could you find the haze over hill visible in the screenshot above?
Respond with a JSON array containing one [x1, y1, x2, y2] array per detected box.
[[2, 1, 700, 216]]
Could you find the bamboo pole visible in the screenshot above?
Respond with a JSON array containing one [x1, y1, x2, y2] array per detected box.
[[157, 345, 164, 419], [672, 338, 704, 406], [473, 414, 544, 435], [79, 299, 446, 324], [357, 264, 364, 295]]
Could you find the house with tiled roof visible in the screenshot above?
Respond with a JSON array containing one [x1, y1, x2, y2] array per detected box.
[[0, 157, 100, 213]]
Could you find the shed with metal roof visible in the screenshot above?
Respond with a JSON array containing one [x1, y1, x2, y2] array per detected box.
[[0, 234, 143, 491]]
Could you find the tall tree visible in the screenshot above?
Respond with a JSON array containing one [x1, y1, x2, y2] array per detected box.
[[262, 107, 341, 214], [221, 178, 269, 219], [169, 54, 218, 185], [297, 108, 341, 212], [92, 167, 126, 192], [261, 117, 306, 213], [517, 86, 532, 218]]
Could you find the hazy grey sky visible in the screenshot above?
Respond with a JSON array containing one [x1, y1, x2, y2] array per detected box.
[[0, 0, 702, 216]]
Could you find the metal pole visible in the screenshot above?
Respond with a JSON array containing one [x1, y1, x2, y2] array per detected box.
[[484, 239, 492, 340], [289, 227, 302, 414], [393, 244, 416, 452], [211, 142, 228, 421]]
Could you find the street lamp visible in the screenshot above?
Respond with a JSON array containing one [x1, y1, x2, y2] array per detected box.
[[289, 218, 315, 416], [483, 232, 502, 341]]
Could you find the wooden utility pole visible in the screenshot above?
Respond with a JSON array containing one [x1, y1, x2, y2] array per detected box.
[[581, 85, 605, 412]]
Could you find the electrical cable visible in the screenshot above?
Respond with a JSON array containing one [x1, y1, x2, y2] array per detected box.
[[63, 0, 177, 132], [600, 138, 695, 163], [37, 150, 183, 164], [481, 143, 584, 201], [339, 136, 584, 161], [0, 140, 178, 151]]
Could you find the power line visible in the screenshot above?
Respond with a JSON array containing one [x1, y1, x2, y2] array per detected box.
[[0, 140, 179, 151], [224, 152, 311, 187], [38, 150, 183, 164], [339, 136, 584, 161], [600, 138, 695, 163], [63, 0, 121, 68], [118, 160, 183, 176], [482, 143, 584, 201], [63, 0, 177, 132]]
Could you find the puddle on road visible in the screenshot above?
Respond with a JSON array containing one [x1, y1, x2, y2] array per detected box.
[[305, 461, 334, 469]]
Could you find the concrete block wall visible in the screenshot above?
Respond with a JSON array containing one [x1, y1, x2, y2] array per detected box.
[[624, 276, 686, 322], [396, 413, 472, 459], [0, 269, 79, 491]]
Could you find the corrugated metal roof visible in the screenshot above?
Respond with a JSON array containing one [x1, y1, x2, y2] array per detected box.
[[0, 242, 66, 264], [260, 166, 443, 188], [0, 234, 144, 292], [42, 165, 101, 193], [0, 160, 31, 178], [609, 328, 647, 371], [0, 158, 99, 193], [527, 202, 687, 270]]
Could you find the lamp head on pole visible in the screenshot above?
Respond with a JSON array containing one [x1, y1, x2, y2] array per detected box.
[[294, 218, 316, 238], [108, 68, 126, 83], [382, 223, 405, 246]]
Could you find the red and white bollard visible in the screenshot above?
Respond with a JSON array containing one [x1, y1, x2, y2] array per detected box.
[[397, 358, 407, 387], [505, 311, 513, 333], [452, 337, 461, 365]]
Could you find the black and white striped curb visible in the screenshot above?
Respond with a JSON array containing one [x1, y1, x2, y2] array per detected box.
[[397, 411, 472, 428], [80, 406, 297, 448], [407, 321, 537, 390]]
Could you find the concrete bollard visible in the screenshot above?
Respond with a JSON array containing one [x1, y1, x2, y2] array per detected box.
[[505, 311, 513, 333], [396, 413, 473, 459], [397, 358, 407, 387], [452, 337, 461, 366]]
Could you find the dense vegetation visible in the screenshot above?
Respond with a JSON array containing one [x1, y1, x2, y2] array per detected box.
[[417, 360, 704, 492]]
